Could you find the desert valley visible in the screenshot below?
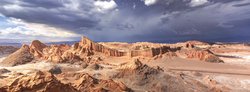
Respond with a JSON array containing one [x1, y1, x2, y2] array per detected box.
[[0, 36, 249, 92]]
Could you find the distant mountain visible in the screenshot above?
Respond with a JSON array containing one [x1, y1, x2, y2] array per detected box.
[[45, 41, 79, 45], [0, 43, 22, 47]]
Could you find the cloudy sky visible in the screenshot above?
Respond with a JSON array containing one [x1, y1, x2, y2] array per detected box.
[[0, 0, 250, 43]]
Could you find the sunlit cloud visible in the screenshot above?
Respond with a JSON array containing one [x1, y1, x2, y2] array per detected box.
[[189, 0, 208, 7]]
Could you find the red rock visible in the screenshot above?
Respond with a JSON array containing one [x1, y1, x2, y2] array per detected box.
[[180, 49, 224, 63], [43, 44, 70, 63], [130, 46, 180, 57], [76, 36, 126, 57], [29, 40, 47, 58], [1, 71, 78, 92], [72, 73, 131, 92]]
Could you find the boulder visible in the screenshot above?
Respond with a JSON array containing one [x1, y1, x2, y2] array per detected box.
[[48, 65, 62, 74], [0, 68, 11, 75], [87, 63, 103, 70]]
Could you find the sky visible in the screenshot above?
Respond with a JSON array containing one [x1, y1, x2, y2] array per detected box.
[[0, 0, 250, 43]]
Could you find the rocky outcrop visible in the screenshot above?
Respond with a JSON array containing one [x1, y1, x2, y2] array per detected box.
[[179, 49, 224, 63], [185, 40, 210, 46], [185, 43, 195, 49], [0, 68, 11, 75], [115, 59, 161, 78], [202, 75, 230, 92], [29, 40, 47, 58], [43, 44, 71, 63], [114, 59, 210, 92], [72, 73, 131, 92], [0, 71, 131, 92], [74, 36, 126, 57], [28, 36, 126, 63], [130, 46, 181, 57], [1, 36, 222, 64], [0, 71, 78, 92], [183, 40, 211, 49], [0, 45, 34, 66]]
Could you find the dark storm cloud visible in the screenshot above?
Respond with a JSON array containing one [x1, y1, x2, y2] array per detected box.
[[21, 0, 64, 8], [0, 0, 250, 42], [0, 0, 99, 33]]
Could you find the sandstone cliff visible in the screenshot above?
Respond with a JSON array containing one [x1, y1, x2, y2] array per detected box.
[[178, 49, 224, 63], [1, 36, 223, 64], [30, 40, 47, 58], [75, 36, 126, 57], [129, 45, 181, 58]]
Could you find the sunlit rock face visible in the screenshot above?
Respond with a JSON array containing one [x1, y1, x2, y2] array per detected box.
[[1, 36, 224, 65], [30, 40, 47, 58], [0, 71, 78, 92], [177, 49, 224, 63], [76, 36, 126, 57], [0, 45, 33, 66], [1, 35, 250, 91]]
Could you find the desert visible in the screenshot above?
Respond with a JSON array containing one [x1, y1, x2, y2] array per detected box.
[[0, 0, 250, 91], [0, 36, 249, 92]]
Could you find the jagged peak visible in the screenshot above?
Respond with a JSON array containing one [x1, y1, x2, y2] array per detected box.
[[185, 40, 210, 45], [30, 40, 47, 49], [81, 36, 95, 44], [21, 44, 29, 49], [118, 59, 143, 70]]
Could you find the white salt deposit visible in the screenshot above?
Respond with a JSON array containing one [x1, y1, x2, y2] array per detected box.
[[218, 52, 250, 65], [214, 76, 250, 90]]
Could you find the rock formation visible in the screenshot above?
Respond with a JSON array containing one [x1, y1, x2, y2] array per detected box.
[[0, 45, 34, 66], [43, 44, 71, 63], [29, 40, 47, 58], [115, 59, 161, 79], [0, 71, 78, 92], [0, 68, 11, 75], [129, 45, 181, 58], [0, 35, 246, 92], [72, 73, 131, 92], [75, 36, 126, 57], [1, 35, 223, 66], [178, 49, 224, 63], [114, 59, 211, 92]]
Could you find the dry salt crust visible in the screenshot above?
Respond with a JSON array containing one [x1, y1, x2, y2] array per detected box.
[[218, 52, 250, 65], [214, 75, 250, 91]]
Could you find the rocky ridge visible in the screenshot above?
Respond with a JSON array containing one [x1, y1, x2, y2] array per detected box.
[[0, 71, 131, 92], [1, 36, 223, 66], [0, 45, 34, 66]]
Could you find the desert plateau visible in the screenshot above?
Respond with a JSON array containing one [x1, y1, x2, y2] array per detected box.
[[0, 36, 249, 92]]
